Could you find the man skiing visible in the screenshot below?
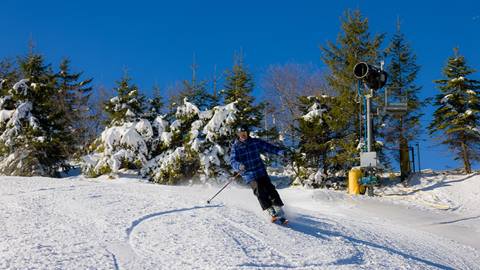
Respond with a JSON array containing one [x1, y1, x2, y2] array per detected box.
[[230, 125, 288, 224]]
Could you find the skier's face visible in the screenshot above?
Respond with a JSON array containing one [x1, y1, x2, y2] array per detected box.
[[237, 131, 248, 142]]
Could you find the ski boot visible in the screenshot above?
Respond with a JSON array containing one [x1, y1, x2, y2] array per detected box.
[[265, 207, 279, 223], [273, 205, 289, 225]]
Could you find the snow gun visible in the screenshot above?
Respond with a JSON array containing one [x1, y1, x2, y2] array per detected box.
[[353, 62, 388, 90], [350, 62, 388, 196]]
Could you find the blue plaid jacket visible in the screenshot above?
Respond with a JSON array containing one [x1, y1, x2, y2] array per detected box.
[[230, 137, 284, 183]]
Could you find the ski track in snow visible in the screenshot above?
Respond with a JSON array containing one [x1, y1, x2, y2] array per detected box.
[[0, 176, 479, 269]]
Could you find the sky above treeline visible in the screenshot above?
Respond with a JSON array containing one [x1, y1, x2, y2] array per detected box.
[[1, 0, 479, 170]]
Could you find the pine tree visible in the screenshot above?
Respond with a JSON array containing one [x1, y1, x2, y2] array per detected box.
[[167, 60, 218, 113], [55, 59, 93, 156], [222, 59, 264, 132], [321, 9, 384, 172], [0, 59, 18, 108], [0, 58, 19, 90], [144, 84, 164, 121], [429, 49, 480, 173], [0, 53, 71, 176], [382, 25, 424, 180], [82, 75, 151, 177], [297, 95, 337, 184], [142, 98, 202, 184], [104, 74, 145, 125], [177, 79, 218, 111]]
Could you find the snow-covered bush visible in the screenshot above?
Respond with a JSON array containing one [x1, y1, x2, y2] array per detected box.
[[141, 99, 239, 184], [81, 75, 150, 177], [140, 98, 200, 184], [141, 147, 186, 184], [82, 120, 153, 177], [189, 102, 238, 182]]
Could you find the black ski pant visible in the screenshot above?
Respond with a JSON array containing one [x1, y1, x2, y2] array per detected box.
[[249, 175, 284, 210]]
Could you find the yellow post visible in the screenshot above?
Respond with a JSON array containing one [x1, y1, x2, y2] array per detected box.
[[348, 167, 362, 195]]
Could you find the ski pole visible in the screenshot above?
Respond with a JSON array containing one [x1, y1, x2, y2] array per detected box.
[[206, 173, 239, 204]]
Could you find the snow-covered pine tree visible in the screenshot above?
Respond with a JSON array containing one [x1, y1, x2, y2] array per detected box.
[[142, 98, 239, 184], [142, 98, 200, 184], [0, 53, 72, 176], [82, 75, 151, 177], [104, 75, 145, 125], [382, 25, 424, 180], [55, 59, 93, 157], [189, 101, 238, 182], [321, 9, 384, 174], [429, 49, 480, 173], [296, 95, 337, 187]]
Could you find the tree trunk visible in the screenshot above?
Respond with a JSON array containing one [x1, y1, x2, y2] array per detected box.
[[460, 136, 472, 174], [399, 134, 411, 181], [399, 117, 411, 181]]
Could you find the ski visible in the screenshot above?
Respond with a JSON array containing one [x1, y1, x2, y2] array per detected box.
[[270, 215, 289, 225], [278, 217, 289, 225]]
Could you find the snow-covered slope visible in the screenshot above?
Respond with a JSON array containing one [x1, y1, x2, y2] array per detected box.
[[0, 174, 479, 269]]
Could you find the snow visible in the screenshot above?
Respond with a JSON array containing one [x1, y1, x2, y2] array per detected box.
[[152, 116, 168, 134], [466, 89, 476, 95], [110, 96, 119, 103], [0, 101, 39, 146], [176, 98, 200, 118], [0, 172, 479, 269], [135, 119, 153, 138], [203, 102, 237, 142], [440, 94, 452, 104], [12, 79, 29, 96], [378, 171, 480, 216], [125, 109, 135, 118], [451, 76, 465, 82], [83, 120, 152, 175], [0, 110, 14, 123], [302, 102, 327, 122], [142, 147, 185, 181]]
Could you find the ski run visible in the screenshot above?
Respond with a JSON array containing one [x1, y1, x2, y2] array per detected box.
[[0, 171, 479, 269]]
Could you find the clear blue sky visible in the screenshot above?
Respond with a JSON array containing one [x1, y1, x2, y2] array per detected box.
[[1, 0, 479, 171]]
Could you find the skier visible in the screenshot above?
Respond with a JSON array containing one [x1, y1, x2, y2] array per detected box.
[[230, 125, 288, 224]]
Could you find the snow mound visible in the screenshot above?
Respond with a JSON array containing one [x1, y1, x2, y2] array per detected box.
[[378, 171, 480, 214]]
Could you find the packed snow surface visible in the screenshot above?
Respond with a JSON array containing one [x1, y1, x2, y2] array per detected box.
[[0, 172, 479, 269]]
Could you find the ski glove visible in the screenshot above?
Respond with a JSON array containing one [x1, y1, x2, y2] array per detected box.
[[249, 180, 258, 190], [239, 164, 246, 173]]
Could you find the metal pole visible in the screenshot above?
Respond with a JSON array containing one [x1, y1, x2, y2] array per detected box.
[[358, 81, 363, 144], [366, 91, 372, 152], [206, 174, 238, 204], [416, 142, 421, 173], [410, 146, 416, 173]]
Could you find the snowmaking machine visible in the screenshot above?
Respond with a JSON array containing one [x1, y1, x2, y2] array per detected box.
[[349, 62, 392, 196]]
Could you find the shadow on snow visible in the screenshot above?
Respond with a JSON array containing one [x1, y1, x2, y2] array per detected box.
[[288, 215, 455, 269]]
